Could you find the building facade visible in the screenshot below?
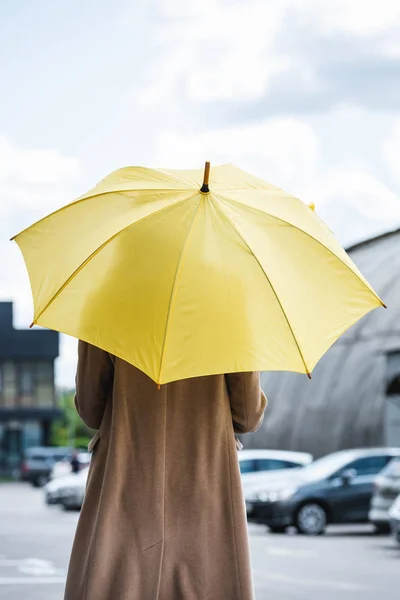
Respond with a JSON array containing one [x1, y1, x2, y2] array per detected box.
[[246, 229, 400, 458], [0, 302, 60, 473]]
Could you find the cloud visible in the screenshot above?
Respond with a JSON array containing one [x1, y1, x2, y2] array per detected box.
[[0, 135, 79, 387], [127, 0, 400, 123], [308, 170, 400, 244], [153, 117, 319, 195], [308, 0, 400, 37], [382, 118, 400, 184], [153, 115, 400, 247], [3, 0, 400, 389], [0, 136, 79, 230]]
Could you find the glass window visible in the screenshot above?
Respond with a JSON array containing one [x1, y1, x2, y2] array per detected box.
[[0, 365, 3, 406], [256, 459, 300, 472], [36, 362, 53, 384], [239, 459, 257, 474], [2, 362, 16, 407], [20, 363, 34, 395], [36, 383, 53, 406], [336, 455, 390, 478], [380, 457, 400, 478], [23, 422, 42, 450]]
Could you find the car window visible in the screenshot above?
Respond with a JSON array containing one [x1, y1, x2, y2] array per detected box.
[[256, 459, 300, 471], [382, 458, 400, 478], [29, 454, 46, 462], [336, 455, 391, 478], [239, 459, 256, 474]]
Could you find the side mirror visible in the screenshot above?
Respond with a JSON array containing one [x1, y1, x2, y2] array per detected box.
[[341, 468, 357, 486]]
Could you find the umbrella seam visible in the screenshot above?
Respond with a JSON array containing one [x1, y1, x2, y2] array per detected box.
[[32, 194, 195, 326], [155, 167, 201, 188], [216, 193, 383, 306], [157, 196, 204, 384], [11, 189, 191, 241], [211, 196, 311, 376]]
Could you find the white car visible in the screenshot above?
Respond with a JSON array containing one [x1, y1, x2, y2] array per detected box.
[[389, 494, 400, 546], [239, 449, 313, 475], [44, 468, 89, 510], [238, 449, 313, 497], [50, 453, 91, 480]]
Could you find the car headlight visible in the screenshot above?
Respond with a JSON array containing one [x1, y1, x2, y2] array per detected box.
[[247, 486, 298, 503]]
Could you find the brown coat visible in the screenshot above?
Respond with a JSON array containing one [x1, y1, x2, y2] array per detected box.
[[64, 341, 267, 600]]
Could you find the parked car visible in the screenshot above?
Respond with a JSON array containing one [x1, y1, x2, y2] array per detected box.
[[389, 494, 400, 546], [239, 449, 313, 475], [369, 457, 400, 533], [20, 446, 72, 487], [239, 450, 313, 499], [50, 452, 91, 480], [44, 468, 89, 510], [245, 447, 400, 535]]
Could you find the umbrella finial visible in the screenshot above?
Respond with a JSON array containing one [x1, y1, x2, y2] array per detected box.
[[200, 161, 211, 193]]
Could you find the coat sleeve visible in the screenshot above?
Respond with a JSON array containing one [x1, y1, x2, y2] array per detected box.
[[74, 340, 114, 430], [225, 372, 267, 434]]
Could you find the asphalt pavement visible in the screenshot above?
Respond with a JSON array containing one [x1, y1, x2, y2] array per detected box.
[[0, 483, 398, 600]]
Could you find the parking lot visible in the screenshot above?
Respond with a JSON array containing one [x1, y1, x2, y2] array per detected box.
[[0, 483, 398, 600]]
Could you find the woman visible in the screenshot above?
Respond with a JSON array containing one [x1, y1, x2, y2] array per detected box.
[[64, 341, 267, 600]]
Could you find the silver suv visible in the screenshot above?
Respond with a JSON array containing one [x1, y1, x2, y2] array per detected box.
[[369, 457, 400, 533]]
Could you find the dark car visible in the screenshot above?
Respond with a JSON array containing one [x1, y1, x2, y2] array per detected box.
[[245, 448, 400, 535], [20, 446, 72, 487]]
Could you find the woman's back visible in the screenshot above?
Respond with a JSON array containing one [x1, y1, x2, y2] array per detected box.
[[64, 342, 266, 600]]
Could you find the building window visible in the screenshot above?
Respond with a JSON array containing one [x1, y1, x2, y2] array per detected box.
[[385, 352, 400, 447], [21, 364, 34, 394], [23, 422, 42, 450], [19, 363, 35, 407], [37, 362, 53, 383], [0, 361, 54, 408], [35, 362, 54, 406], [387, 374, 400, 395], [2, 362, 17, 408]]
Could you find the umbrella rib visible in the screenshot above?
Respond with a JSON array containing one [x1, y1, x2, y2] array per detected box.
[[212, 197, 311, 377], [217, 194, 383, 305], [32, 194, 194, 325], [157, 196, 203, 385], [11, 189, 189, 241]]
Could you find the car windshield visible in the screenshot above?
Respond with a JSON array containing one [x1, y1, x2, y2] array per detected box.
[[300, 453, 357, 481], [383, 457, 400, 478]]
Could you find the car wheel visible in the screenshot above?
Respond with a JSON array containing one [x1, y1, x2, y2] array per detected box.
[[268, 526, 287, 534], [36, 474, 48, 487], [296, 503, 327, 535], [396, 529, 400, 545], [373, 523, 391, 535]]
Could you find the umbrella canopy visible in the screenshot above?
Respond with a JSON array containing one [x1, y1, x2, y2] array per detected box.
[[12, 163, 384, 384]]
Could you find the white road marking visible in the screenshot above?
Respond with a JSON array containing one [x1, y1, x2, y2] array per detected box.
[[266, 546, 316, 558], [0, 557, 65, 578], [254, 571, 368, 592], [0, 577, 65, 585]]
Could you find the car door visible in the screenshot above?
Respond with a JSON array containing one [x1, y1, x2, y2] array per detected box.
[[328, 455, 392, 523]]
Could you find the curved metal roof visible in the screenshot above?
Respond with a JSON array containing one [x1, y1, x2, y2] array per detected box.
[[253, 229, 400, 457]]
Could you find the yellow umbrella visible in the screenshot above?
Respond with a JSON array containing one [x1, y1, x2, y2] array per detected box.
[[12, 162, 384, 385]]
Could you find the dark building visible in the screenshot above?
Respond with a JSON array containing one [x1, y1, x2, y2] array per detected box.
[[0, 302, 60, 474], [248, 229, 400, 457]]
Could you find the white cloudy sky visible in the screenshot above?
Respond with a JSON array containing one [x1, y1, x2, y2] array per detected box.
[[1, 0, 400, 387]]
